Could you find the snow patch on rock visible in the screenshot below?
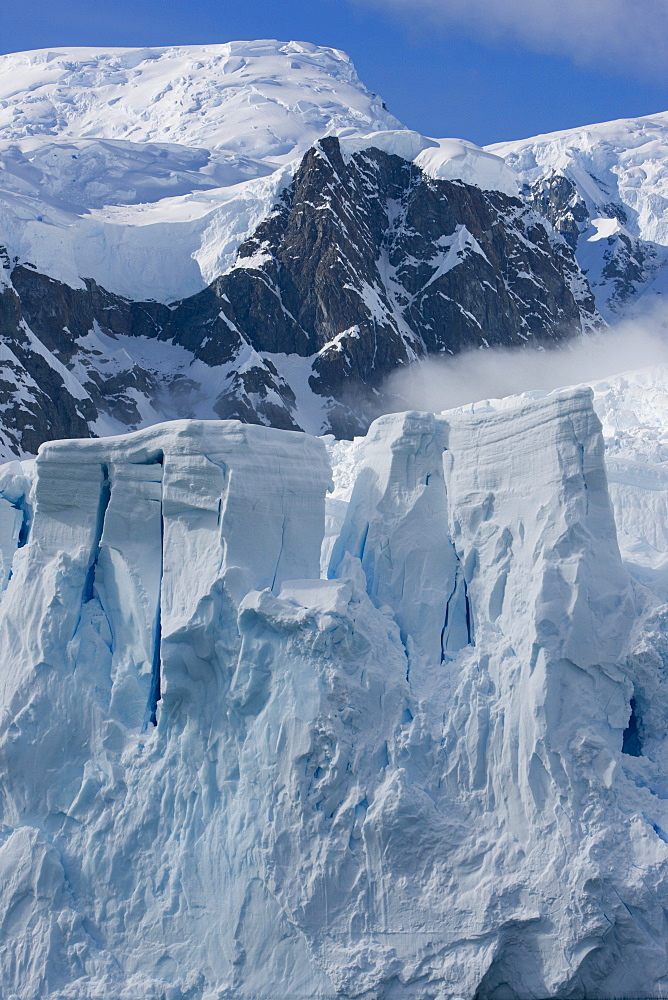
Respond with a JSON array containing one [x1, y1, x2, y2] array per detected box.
[[337, 130, 519, 197]]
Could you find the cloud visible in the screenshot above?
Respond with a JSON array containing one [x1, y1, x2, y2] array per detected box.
[[350, 0, 668, 80], [385, 310, 668, 414]]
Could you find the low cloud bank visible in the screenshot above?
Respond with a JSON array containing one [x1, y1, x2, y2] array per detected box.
[[386, 313, 668, 414], [351, 0, 668, 81]]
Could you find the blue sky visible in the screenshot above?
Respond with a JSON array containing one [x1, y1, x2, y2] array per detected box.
[[2, 0, 666, 145]]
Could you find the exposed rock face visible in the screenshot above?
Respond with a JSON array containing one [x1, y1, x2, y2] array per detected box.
[[0, 273, 93, 455], [0, 138, 598, 453], [207, 140, 596, 434], [527, 171, 591, 252]]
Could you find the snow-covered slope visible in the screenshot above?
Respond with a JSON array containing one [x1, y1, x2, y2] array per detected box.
[[0, 42, 519, 302], [1, 371, 668, 997], [0, 41, 398, 300], [0, 42, 395, 148], [489, 113, 668, 318]]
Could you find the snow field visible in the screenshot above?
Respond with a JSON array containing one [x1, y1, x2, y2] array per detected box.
[[490, 113, 668, 317]]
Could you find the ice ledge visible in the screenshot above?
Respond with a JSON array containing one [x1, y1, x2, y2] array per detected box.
[[37, 417, 327, 467]]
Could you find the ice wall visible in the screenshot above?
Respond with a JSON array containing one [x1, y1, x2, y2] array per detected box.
[[0, 397, 667, 999]]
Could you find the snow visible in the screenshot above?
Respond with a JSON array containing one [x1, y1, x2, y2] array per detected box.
[[489, 112, 668, 246], [337, 130, 519, 197], [0, 42, 522, 302], [0, 42, 394, 149], [489, 112, 668, 317], [590, 365, 668, 602], [588, 215, 623, 241], [0, 42, 399, 300], [3, 373, 668, 996]]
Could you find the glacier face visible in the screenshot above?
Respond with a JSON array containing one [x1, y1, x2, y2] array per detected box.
[[2, 379, 668, 998]]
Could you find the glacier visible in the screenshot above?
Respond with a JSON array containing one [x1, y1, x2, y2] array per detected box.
[[2, 370, 668, 998]]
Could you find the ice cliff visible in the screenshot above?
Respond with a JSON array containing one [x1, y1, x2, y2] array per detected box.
[[1, 383, 668, 999]]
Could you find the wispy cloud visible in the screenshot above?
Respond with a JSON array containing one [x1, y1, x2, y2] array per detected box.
[[385, 310, 668, 413], [349, 0, 668, 80]]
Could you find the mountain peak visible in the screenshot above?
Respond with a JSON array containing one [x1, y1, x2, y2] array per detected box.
[[0, 41, 399, 152]]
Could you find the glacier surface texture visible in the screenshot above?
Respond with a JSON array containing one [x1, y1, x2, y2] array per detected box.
[[2, 376, 668, 999]]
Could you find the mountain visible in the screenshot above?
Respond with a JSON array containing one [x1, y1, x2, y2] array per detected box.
[[0, 43, 599, 454], [0, 42, 401, 301], [1, 365, 668, 998], [489, 112, 668, 320]]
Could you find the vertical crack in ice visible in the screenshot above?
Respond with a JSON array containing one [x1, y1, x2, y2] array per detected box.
[[442, 546, 475, 656], [270, 517, 287, 594], [9, 493, 31, 549], [464, 578, 474, 647], [441, 572, 458, 663], [142, 546, 162, 730], [2, 490, 32, 588], [622, 696, 642, 757], [358, 523, 370, 563], [82, 463, 111, 604], [143, 454, 164, 731], [578, 441, 589, 515], [16, 503, 30, 548], [568, 416, 589, 516]]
